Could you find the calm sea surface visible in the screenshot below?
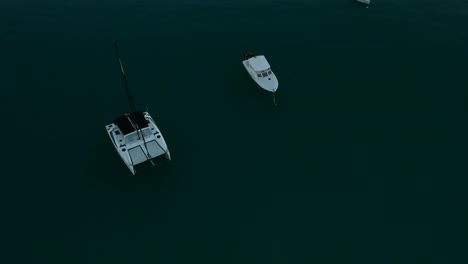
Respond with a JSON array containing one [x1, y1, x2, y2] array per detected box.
[[1, 0, 468, 263]]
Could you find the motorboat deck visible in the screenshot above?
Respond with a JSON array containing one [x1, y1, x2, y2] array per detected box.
[[242, 54, 279, 92]]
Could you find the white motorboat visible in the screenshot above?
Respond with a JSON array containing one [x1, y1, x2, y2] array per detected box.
[[106, 41, 171, 175], [355, 0, 371, 6], [242, 53, 279, 93]]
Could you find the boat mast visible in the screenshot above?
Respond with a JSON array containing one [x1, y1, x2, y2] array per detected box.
[[113, 40, 138, 118], [113, 40, 153, 162]]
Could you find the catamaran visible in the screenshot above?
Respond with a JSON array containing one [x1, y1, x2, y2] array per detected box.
[[242, 53, 279, 105], [105, 40, 171, 175]]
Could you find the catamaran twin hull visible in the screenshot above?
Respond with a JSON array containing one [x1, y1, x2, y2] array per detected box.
[[106, 111, 171, 175]]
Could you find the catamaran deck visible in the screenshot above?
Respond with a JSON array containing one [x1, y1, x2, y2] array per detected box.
[[114, 111, 149, 135]]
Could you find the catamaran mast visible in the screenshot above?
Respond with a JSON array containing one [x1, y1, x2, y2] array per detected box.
[[113, 40, 153, 162], [113, 40, 138, 117]]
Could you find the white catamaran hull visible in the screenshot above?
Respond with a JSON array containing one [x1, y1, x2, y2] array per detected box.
[[106, 111, 171, 175]]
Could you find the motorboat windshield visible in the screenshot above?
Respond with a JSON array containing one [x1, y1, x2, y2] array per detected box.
[[256, 68, 273, 78]]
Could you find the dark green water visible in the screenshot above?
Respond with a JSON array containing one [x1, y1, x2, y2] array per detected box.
[[2, 0, 468, 263]]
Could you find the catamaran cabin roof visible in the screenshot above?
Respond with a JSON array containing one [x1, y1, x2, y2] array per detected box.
[[248, 55, 271, 72], [114, 111, 149, 135]]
